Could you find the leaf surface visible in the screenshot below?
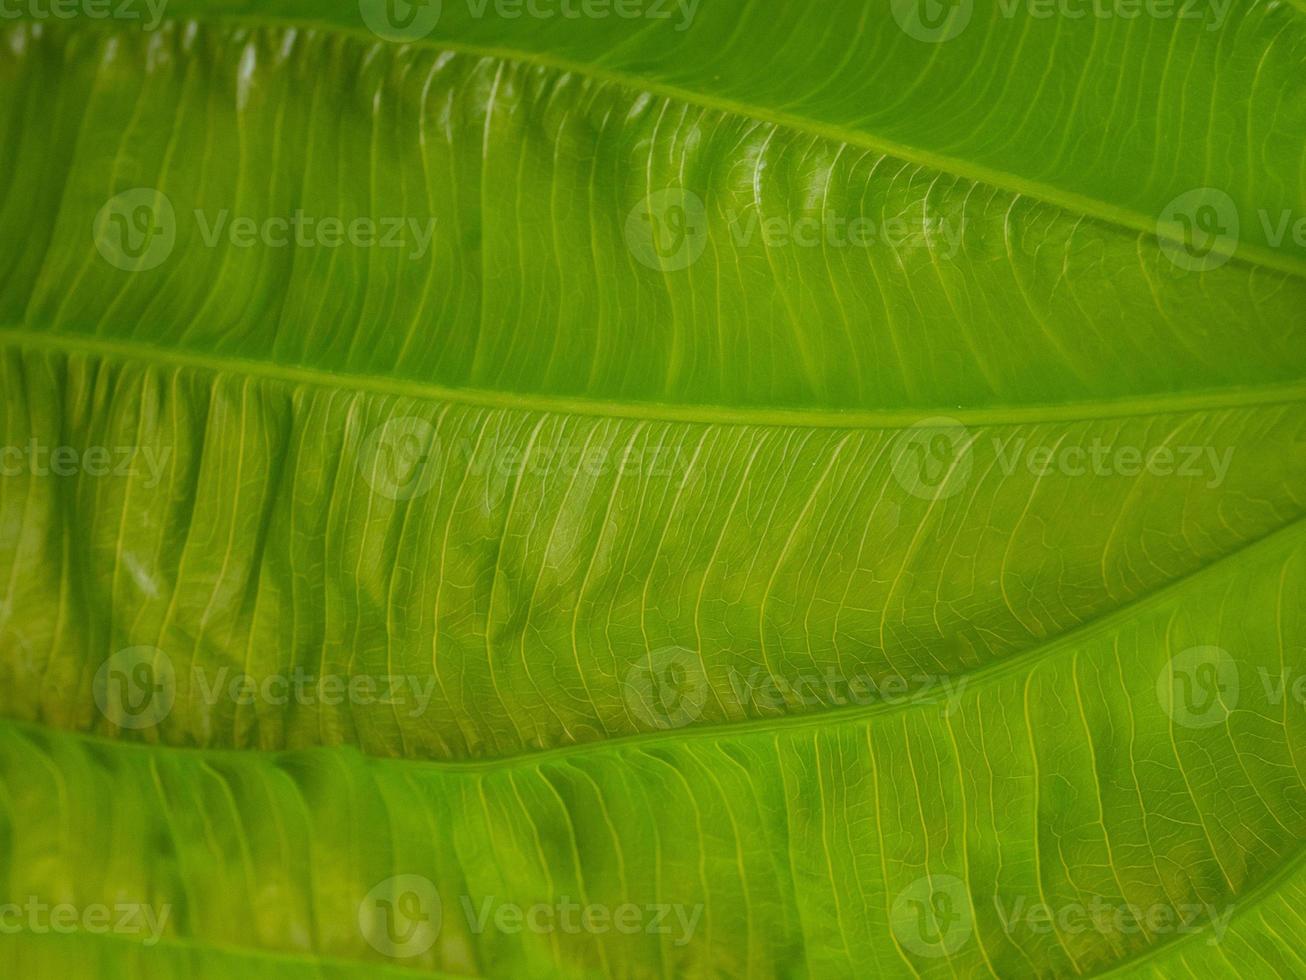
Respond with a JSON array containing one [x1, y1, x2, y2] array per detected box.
[[0, 2, 1304, 977]]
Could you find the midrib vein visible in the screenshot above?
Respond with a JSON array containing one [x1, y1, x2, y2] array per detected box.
[[4, 326, 1306, 430], [15, 11, 1306, 282], [6, 511, 1305, 771]]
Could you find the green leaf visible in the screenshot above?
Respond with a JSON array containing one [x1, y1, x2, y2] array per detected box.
[[0, 1, 1304, 977]]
